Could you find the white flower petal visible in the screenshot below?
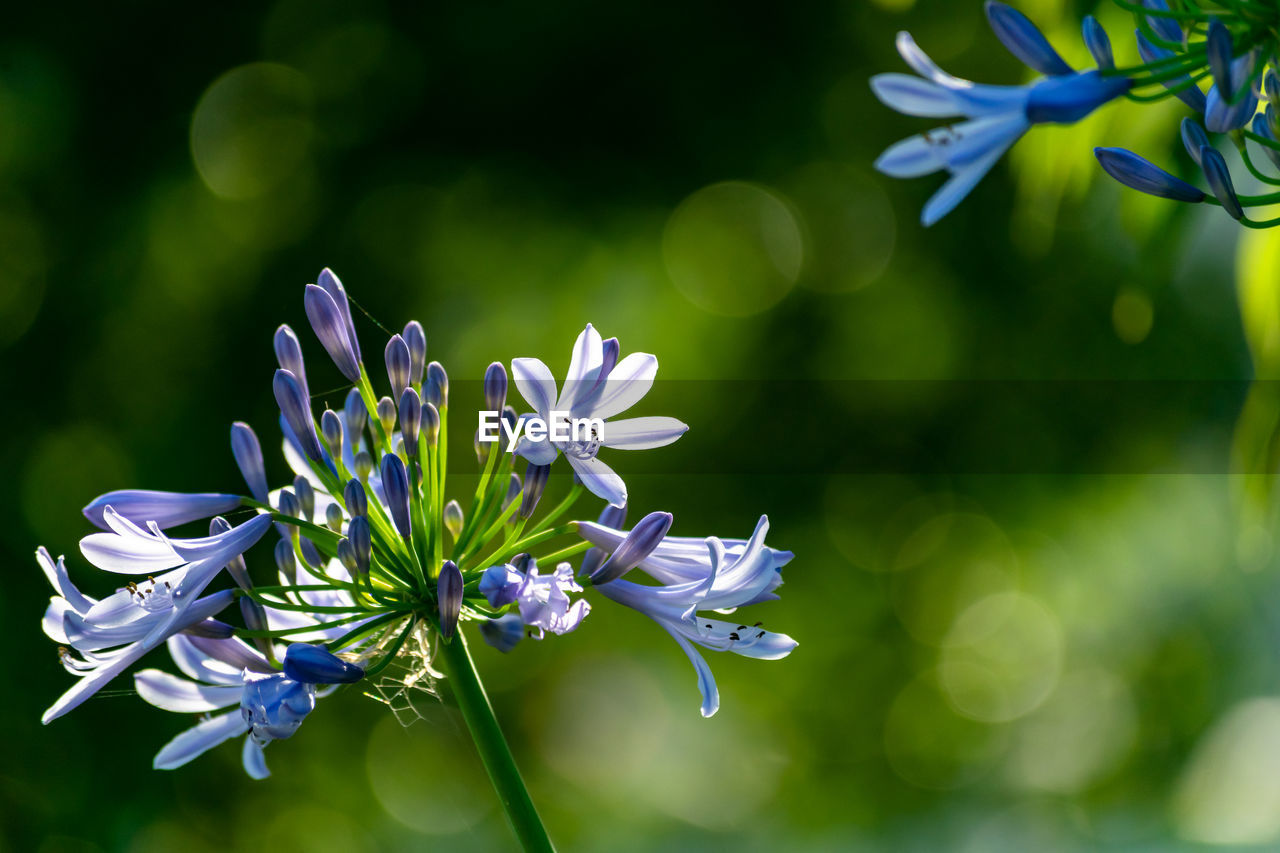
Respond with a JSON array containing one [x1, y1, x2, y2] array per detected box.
[[590, 353, 658, 420], [152, 710, 248, 770], [601, 416, 688, 450], [511, 357, 558, 418], [134, 669, 243, 712]]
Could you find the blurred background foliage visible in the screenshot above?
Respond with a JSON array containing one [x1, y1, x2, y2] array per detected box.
[[6, 0, 1280, 850]]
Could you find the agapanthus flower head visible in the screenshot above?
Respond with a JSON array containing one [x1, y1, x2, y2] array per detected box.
[[36, 265, 796, 792], [875, 1, 1280, 229]]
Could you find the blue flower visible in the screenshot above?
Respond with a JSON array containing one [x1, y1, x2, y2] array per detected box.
[[511, 323, 688, 507], [579, 515, 795, 717], [873, 29, 1130, 225], [480, 557, 591, 638], [1093, 148, 1206, 202], [39, 511, 272, 723]]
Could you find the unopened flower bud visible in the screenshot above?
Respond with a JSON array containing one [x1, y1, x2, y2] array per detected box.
[[344, 388, 368, 444], [590, 511, 672, 585], [304, 284, 362, 383], [380, 452, 412, 541], [399, 387, 422, 456], [348, 516, 371, 574], [293, 476, 315, 521], [580, 502, 628, 579], [519, 464, 551, 520], [274, 538, 297, 585], [438, 560, 463, 640], [444, 500, 464, 540], [273, 325, 308, 393], [211, 516, 252, 590], [422, 402, 440, 447], [325, 503, 344, 532], [403, 320, 427, 387], [337, 538, 359, 574], [316, 268, 361, 362], [484, 362, 507, 413], [354, 450, 373, 483], [502, 473, 521, 511], [425, 361, 448, 408], [376, 396, 397, 437], [231, 422, 268, 503], [283, 642, 364, 684], [273, 369, 325, 463], [299, 537, 324, 569], [385, 334, 412, 401], [320, 409, 343, 457], [240, 596, 274, 659], [277, 489, 300, 519], [343, 479, 367, 518]]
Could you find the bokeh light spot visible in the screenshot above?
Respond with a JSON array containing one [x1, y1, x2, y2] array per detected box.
[[786, 162, 894, 293], [1174, 698, 1280, 845], [1006, 667, 1136, 793], [190, 63, 314, 200], [1112, 288, 1153, 344], [662, 181, 803, 316]]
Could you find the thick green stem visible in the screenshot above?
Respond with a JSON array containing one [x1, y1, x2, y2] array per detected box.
[[438, 632, 555, 853]]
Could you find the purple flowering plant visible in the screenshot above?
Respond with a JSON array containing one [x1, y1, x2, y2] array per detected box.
[[36, 267, 796, 852]]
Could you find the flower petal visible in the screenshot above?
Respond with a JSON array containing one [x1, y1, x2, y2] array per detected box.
[[566, 455, 627, 508], [558, 324, 604, 412], [152, 710, 248, 770], [664, 626, 721, 718], [589, 353, 658, 420], [601, 416, 689, 450], [242, 737, 270, 779], [511, 357, 557, 419], [134, 669, 244, 712]]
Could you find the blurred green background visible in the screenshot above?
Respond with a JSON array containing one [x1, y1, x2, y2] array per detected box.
[[8, 0, 1280, 849]]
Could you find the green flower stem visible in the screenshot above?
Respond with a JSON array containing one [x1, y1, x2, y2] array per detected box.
[[438, 631, 555, 853]]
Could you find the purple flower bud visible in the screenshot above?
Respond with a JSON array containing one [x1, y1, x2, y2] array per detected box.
[[277, 489, 300, 519], [380, 452, 412, 541], [325, 502, 344, 532], [240, 596, 274, 659], [385, 335, 412, 401], [299, 537, 324, 569], [273, 369, 325, 463], [376, 396, 397, 437], [231, 422, 269, 503], [499, 405, 518, 452], [484, 362, 508, 413], [273, 325, 308, 395], [1201, 145, 1243, 219], [316, 267, 361, 362], [275, 538, 297, 585], [304, 284, 362, 383], [438, 560, 463, 639], [579, 501, 629, 579], [348, 516, 371, 574], [283, 642, 365, 684], [343, 388, 368, 444], [984, 0, 1073, 77], [1081, 16, 1112, 70], [422, 402, 440, 446], [399, 387, 422, 455], [1094, 148, 1205, 203], [82, 490, 242, 531], [210, 516, 253, 590], [502, 473, 521, 511], [403, 320, 427, 387], [444, 499, 463, 539], [337, 538, 358, 573], [293, 476, 315, 521], [1206, 19, 1234, 102], [480, 613, 524, 653], [1181, 118, 1211, 167], [425, 361, 447, 408], [343, 481, 366, 519], [590, 511, 673, 585], [519, 464, 551, 520], [320, 409, 343, 457]]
